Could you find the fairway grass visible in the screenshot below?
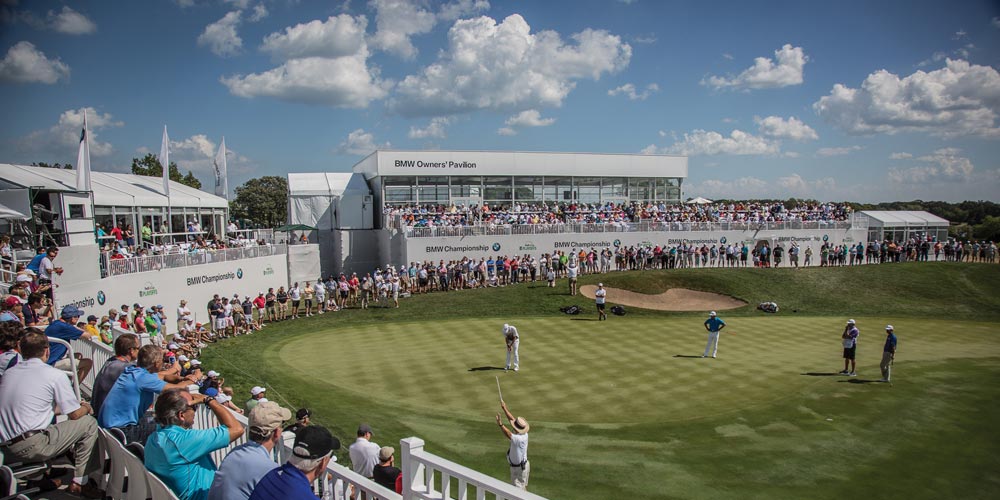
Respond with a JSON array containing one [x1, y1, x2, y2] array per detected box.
[[206, 316, 1000, 499], [200, 264, 1000, 499]]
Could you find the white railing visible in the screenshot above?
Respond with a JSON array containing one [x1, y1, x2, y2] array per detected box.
[[100, 244, 287, 278], [400, 219, 857, 238], [69, 336, 114, 397], [401, 437, 546, 500]]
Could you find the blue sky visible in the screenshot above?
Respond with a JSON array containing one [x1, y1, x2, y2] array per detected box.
[[2, 0, 999, 202]]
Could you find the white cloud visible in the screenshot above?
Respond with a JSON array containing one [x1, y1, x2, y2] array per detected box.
[[409, 117, 454, 139], [657, 130, 667, 137], [391, 14, 631, 116], [816, 146, 862, 157], [249, 4, 268, 22], [260, 14, 367, 61], [438, 0, 491, 22], [608, 82, 659, 100], [171, 134, 217, 159], [993, 17, 1000, 29], [198, 10, 243, 57], [953, 29, 967, 40], [224, 0, 252, 8], [0, 41, 70, 84], [497, 109, 555, 135], [813, 59, 1000, 138], [176, 0, 196, 7], [776, 173, 836, 194], [645, 129, 780, 156], [632, 34, 657, 44], [224, 14, 389, 108], [889, 147, 975, 184], [48, 6, 96, 35], [369, 0, 438, 59], [889, 152, 912, 160], [338, 128, 391, 155], [783, 151, 800, 158], [16, 107, 123, 158], [754, 115, 818, 141], [702, 44, 807, 90], [722, 53, 734, 60]]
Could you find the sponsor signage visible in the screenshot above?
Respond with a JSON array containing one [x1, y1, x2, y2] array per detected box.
[[186, 271, 238, 286], [393, 160, 478, 169], [139, 282, 158, 298]]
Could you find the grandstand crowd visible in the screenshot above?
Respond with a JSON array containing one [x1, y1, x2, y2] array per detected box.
[[97, 220, 269, 261], [384, 200, 855, 228]]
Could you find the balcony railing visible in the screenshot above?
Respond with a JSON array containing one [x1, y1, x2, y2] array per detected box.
[[99, 244, 287, 278], [398, 219, 860, 238]]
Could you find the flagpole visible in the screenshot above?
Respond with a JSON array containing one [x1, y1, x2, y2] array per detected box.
[[160, 125, 171, 240]]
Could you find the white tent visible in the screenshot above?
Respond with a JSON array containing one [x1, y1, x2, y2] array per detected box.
[[686, 196, 713, 204]]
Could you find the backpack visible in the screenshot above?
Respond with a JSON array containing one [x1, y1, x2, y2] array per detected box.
[[560, 305, 581, 315], [611, 305, 626, 316]]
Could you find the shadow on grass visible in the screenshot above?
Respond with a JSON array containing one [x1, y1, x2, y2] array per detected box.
[[673, 354, 705, 358], [802, 372, 842, 376], [570, 318, 598, 321], [468, 366, 507, 372], [838, 378, 883, 384]]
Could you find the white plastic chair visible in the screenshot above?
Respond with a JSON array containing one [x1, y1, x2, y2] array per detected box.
[[145, 469, 181, 500]]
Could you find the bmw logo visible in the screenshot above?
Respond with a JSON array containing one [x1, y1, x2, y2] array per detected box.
[[97, 291, 106, 305], [492, 243, 501, 252], [720, 237, 727, 244], [822, 235, 829, 242], [613, 239, 621, 247], [236, 268, 244, 279]]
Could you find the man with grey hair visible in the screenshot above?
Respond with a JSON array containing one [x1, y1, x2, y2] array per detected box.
[[145, 388, 244, 500], [249, 426, 342, 500], [209, 401, 292, 500]]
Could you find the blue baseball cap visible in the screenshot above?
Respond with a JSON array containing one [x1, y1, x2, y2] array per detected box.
[[61, 304, 84, 319]]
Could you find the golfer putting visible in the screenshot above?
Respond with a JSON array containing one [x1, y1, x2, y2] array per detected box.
[[703, 311, 725, 358], [503, 323, 519, 371]]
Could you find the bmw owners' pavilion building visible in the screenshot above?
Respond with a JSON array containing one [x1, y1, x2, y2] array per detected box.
[[288, 150, 872, 276]]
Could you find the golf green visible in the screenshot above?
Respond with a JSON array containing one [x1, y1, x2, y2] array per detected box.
[[200, 264, 1000, 499]]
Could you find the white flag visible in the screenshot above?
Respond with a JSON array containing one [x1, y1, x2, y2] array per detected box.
[[214, 137, 228, 199], [160, 125, 170, 197], [75, 109, 91, 191]]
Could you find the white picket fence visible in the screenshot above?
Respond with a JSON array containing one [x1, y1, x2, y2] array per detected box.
[[68, 336, 546, 500]]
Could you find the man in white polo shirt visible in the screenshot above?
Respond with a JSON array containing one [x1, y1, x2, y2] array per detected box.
[[349, 423, 380, 479], [503, 323, 519, 372], [595, 283, 607, 321], [496, 400, 530, 489], [0, 331, 102, 497]]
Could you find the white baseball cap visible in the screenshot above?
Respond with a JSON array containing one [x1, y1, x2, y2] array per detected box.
[[251, 386, 266, 396], [847, 319, 856, 325], [177, 354, 189, 362], [885, 325, 894, 331], [709, 311, 717, 317], [190, 359, 202, 366], [502, 323, 510, 334], [598, 283, 603, 287], [207, 370, 220, 378], [215, 394, 232, 404]]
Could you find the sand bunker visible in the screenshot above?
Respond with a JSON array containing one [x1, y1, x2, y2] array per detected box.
[[579, 285, 747, 311]]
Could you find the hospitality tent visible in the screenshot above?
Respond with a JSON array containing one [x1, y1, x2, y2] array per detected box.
[[858, 210, 950, 242]]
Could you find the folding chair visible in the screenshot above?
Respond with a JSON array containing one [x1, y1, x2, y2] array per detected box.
[[1, 462, 40, 500], [145, 469, 181, 500], [99, 430, 127, 500]]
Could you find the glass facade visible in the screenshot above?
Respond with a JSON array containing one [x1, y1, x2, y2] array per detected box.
[[381, 175, 684, 208]]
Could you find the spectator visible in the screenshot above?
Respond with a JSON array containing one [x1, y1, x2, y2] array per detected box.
[[248, 426, 341, 500], [98, 345, 198, 443], [91, 333, 141, 415], [208, 401, 292, 500], [283, 408, 311, 434], [0, 321, 24, 377], [246, 386, 268, 413], [145, 388, 245, 500], [349, 423, 380, 479], [373, 446, 402, 493], [0, 331, 103, 498], [44, 304, 94, 383]]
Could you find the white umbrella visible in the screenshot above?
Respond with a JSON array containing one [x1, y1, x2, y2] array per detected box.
[[685, 196, 714, 205]]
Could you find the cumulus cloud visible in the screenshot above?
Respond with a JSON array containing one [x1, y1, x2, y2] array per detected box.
[[497, 109, 555, 135], [644, 129, 780, 156], [158, 133, 254, 175], [409, 117, 454, 139], [608, 82, 659, 100], [260, 14, 367, 61], [632, 34, 657, 44], [48, 6, 97, 35], [249, 4, 268, 22], [16, 107, 122, 157], [754, 115, 818, 141], [888, 147, 975, 183], [816, 146, 862, 157], [369, 0, 490, 59], [198, 10, 243, 57], [224, 14, 390, 108], [702, 44, 807, 90], [813, 59, 1000, 138], [776, 173, 836, 194], [691, 177, 770, 199], [0, 41, 70, 84], [391, 14, 631, 117], [338, 129, 391, 155], [889, 152, 912, 160]]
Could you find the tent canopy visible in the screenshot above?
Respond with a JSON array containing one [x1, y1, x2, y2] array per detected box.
[[0, 202, 27, 220], [686, 196, 713, 204], [274, 224, 317, 232]]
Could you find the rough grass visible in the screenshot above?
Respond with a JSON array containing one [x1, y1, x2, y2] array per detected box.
[[200, 263, 1000, 499]]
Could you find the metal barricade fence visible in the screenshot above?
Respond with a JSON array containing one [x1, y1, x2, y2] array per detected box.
[[101, 244, 287, 278]]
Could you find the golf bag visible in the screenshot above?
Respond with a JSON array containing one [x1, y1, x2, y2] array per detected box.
[[757, 301, 779, 313], [560, 305, 581, 315], [611, 305, 626, 316]]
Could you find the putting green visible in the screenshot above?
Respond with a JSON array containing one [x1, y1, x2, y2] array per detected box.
[[277, 316, 1000, 425]]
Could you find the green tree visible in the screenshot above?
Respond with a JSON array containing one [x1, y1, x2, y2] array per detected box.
[[229, 176, 287, 228], [31, 162, 73, 169], [130, 153, 202, 189]]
